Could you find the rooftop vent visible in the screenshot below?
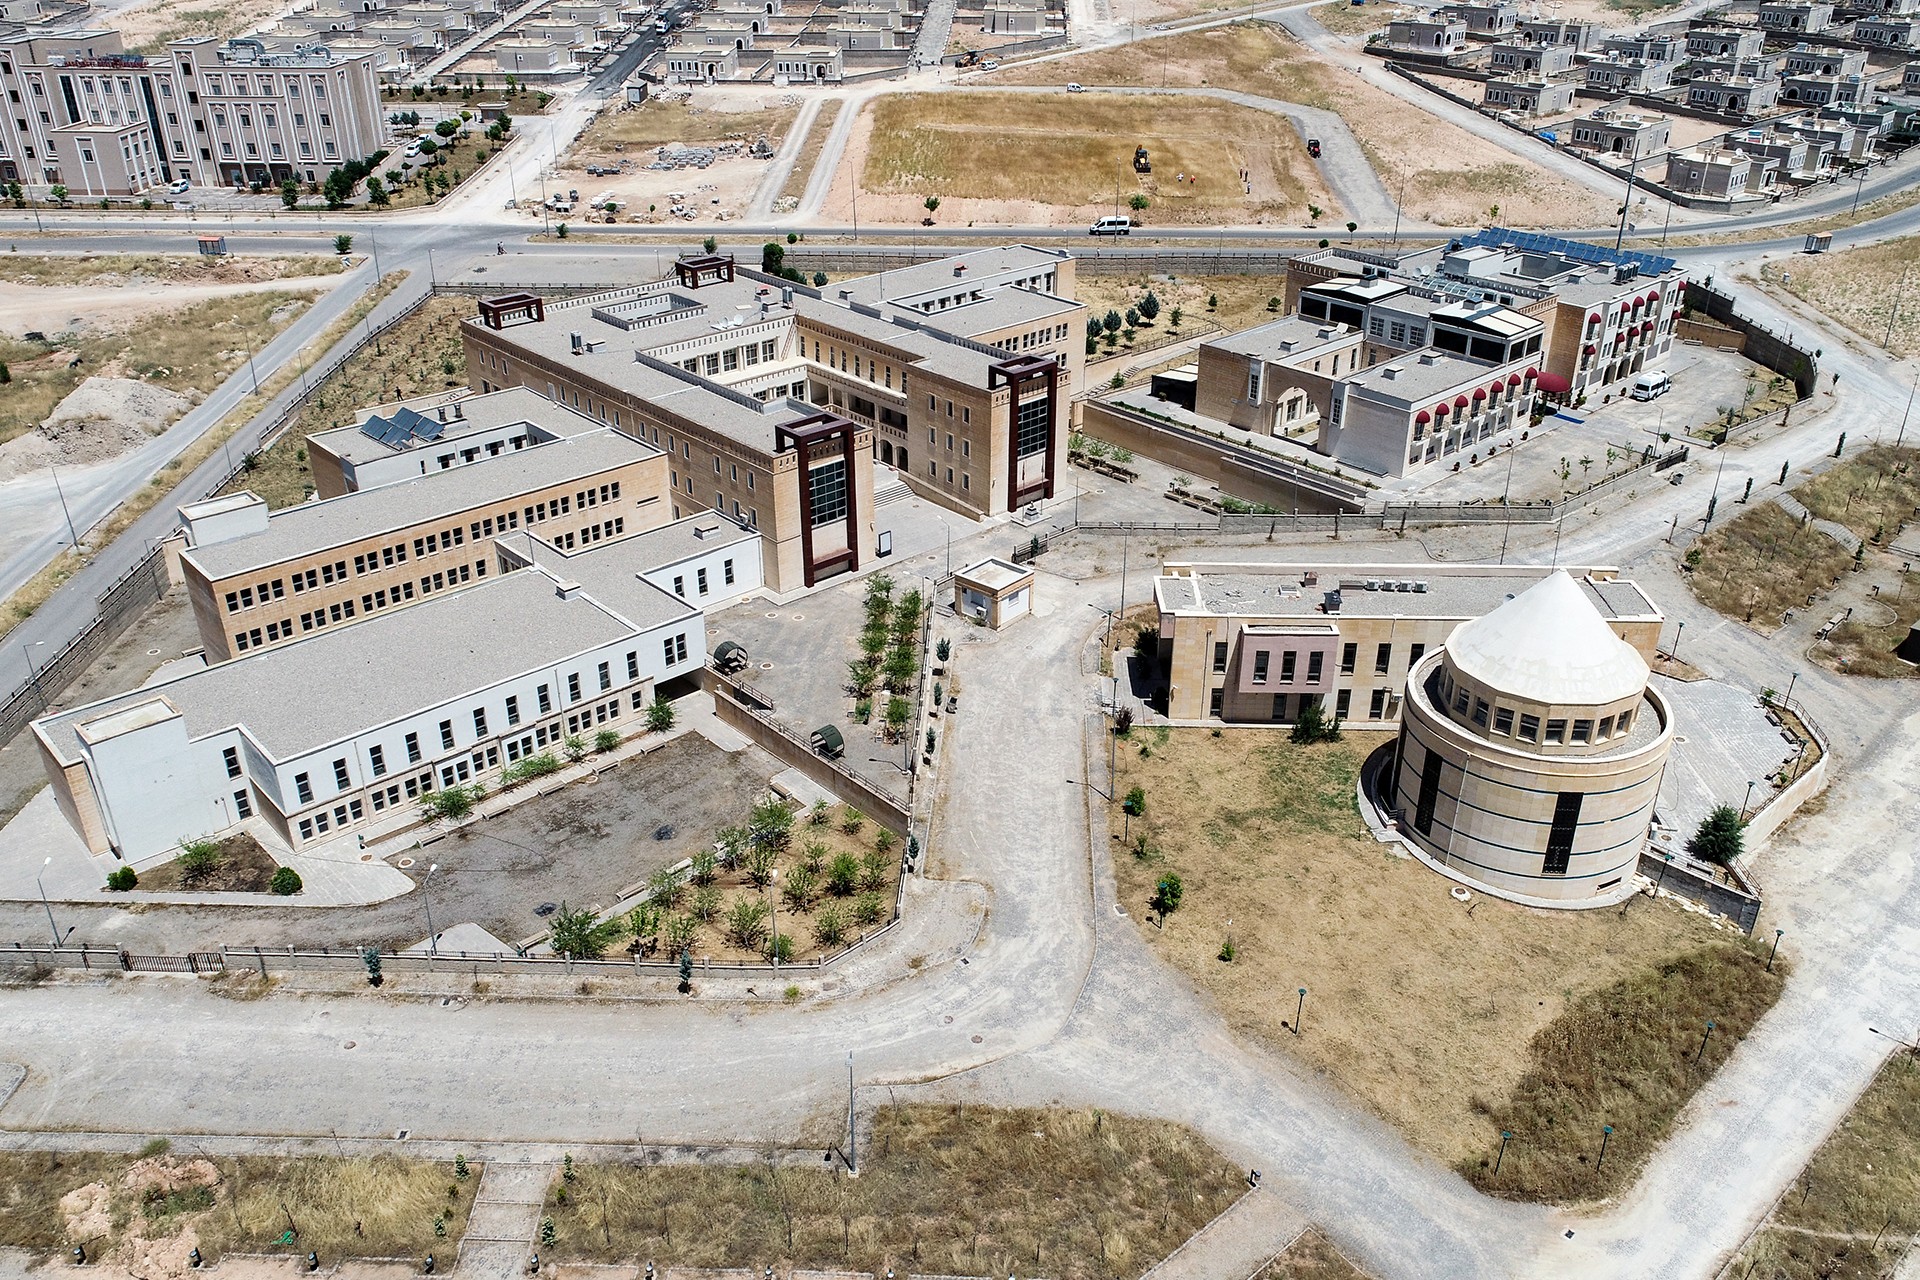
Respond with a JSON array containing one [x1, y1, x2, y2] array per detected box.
[[557, 580, 584, 600], [692, 520, 723, 540], [569, 331, 584, 355]]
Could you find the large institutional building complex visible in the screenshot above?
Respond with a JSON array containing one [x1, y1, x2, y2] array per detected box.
[[0, 28, 387, 194], [461, 245, 1086, 590]]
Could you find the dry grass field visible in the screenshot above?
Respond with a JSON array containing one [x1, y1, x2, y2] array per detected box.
[[1727, 1051, 1920, 1280], [1795, 446, 1920, 546], [860, 91, 1336, 226], [0, 255, 340, 289], [983, 25, 1614, 227], [1684, 500, 1855, 633], [0, 288, 320, 449], [1311, 0, 1393, 36], [575, 97, 800, 157], [542, 1105, 1242, 1278], [0, 1148, 475, 1264], [1815, 570, 1920, 679], [1761, 238, 1919, 359], [1255, 1229, 1372, 1278], [1077, 274, 1301, 343], [118, 0, 292, 50], [1106, 724, 1771, 1194], [222, 294, 474, 508]]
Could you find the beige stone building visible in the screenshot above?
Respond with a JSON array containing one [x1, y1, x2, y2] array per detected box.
[[1386, 571, 1674, 905], [462, 246, 1084, 592], [1151, 561, 1662, 727], [175, 425, 670, 662]]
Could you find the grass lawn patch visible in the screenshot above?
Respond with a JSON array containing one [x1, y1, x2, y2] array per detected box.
[[1462, 942, 1784, 1201], [1077, 274, 1301, 347], [1726, 1050, 1920, 1280], [1815, 569, 1920, 678], [1761, 237, 1920, 359], [0, 1151, 475, 1263], [222, 294, 474, 509], [1255, 1229, 1372, 1278], [1794, 445, 1920, 547], [542, 1105, 1241, 1278], [1683, 501, 1853, 633], [981, 24, 1612, 227], [861, 91, 1330, 224], [1109, 728, 1752, 1188]]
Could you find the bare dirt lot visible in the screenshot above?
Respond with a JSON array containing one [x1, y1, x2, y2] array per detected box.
[[114, 0, 294, 51], [553, 89, 799, 224], [838, 88, 1338, 228], [984, 25, 1615, 227], [1106, 724, 1762, 1186]]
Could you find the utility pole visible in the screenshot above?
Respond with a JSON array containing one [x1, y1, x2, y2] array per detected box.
[[845, 1052, 858, 1176], [48, 462, 79, 551], [1614, 154, 1639, 252]]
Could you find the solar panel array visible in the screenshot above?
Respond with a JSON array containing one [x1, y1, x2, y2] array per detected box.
[[357, 406, 450, 449], [1454, 227, 1678, 280]]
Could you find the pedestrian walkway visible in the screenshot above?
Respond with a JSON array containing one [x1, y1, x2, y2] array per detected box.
[[458, 1161, 555, 1280], [910, 0, 957, 67], [1137, 1188, 1306, 1280], [1770, 490, 1861, 554]]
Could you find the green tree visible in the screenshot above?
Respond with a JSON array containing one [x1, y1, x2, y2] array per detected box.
[[49, 184, 68, 204], [333, 233, 354, 254], [106, 866, 137, 891], [664, 913, 698, 953], [1686, 804, 1746, 865], [1153, 872, 1184, 916], [761, 241, 788, 274], [1102, 309, 1123, 335], [826, 852, 861, 897], [1291, 699, 1340, 744], [814, 903, 848, 947], [1128, 193, 1149, 213], [1138, 291, 1160, 322], [860, 848, 889, 892], [853, 891, 885, 926], [702, 235, 718, 253], [563, 734, 587, 762], [362, 947, 383, 987], [647, 864, 686, 910], [280, 178, 300, 209], [270, 866, 303, 895], [749, 795, 795, 851], [813, 271, 828, 287], [5, 181, 23, 207], [435, 117, 460, 138], [547, 902, 623, 959], [1123, 786, 1146, 818], [690, 847, 718, 886], [726, 897, 770, 949], [781, 864, 818, 912], [366, 177, 389, 206], [923, 195, 941, 221], [177, 837, 222, 886], [1169, 306, 1183, 329]]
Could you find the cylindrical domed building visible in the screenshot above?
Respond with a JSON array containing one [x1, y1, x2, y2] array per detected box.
[[1389, 570, 1674, 905]]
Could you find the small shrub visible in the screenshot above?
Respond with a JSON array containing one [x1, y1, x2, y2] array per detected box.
[[563, 734, 587, 762], [784, 983, 803, 1003], [1114, 706, 1135, 736], [936, 637, 952, 662], [177, 837, 222, 886], [1123, 786, 1147, 818], [106, 866, 138, 892], [860, 848, 890, 892], [592, 728, 621, 754], [853, 891, 885, 926], [690, 848, 718, 886], [270, 866, 303, 895], [781, 864, 818, 912], [1153, 872, 1184, 916], [1218, 938, 1237, 963], [809, 800, 832, 826], [646, 697, 676, 733], [766, 932, 796, 964], [814, 903, 848, 948], [840, 807, 866, 835], [801, 840, 829, 874]]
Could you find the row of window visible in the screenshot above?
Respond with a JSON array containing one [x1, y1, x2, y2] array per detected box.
[[680, 340, 778, 377], [668, 558, 736, 599], [551, 516, 625, 550], [1441, 671, 1636, 744], [989, 322, 1071, 355]]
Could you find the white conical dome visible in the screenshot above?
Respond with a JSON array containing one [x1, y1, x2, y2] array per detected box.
[[1444, 571, 1649, 706]]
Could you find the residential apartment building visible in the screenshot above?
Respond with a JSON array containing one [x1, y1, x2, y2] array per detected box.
[[1387, 16, 1468, 56], [1517, 17, 1599, 50], [1688, 73, 1783, 115], [0, 28, 386, 193], [1781, 43, 1867, 76], [1436, 0, 1517, 35], [1584, 55, 1678, 93], [35, 515, 758, 860], [1779, 71, 1869, 105], [1757, 0, 1835, 32], [462, 247, 1085, 591], [1856, 17, 1920, 49], [1664, 143, 1779, 197], [1723, 125, 1829, 179], [1487, 40, 1574, 75], [1150, 561, 1662, 726], [1483, 76, 1577, 115], [1686, 26, 1765, 58], [174, 426, 671, 662]]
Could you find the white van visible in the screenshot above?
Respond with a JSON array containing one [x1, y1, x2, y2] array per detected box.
[[1088, 215, 1133, 236], [1630, 371, 1671, 401]]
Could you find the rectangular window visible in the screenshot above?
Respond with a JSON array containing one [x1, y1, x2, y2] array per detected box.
[[1472, 698, 1490, 727], [1519, 713, 1541, 741], [223, 746, 242, 778], [1015, 396, 1050, 458], [333, 758, 350, 790], [697, 567, 709, 595], [1307, 651, 1324, 683], [440, 719, 455, 750], [1375, 643, 1392, 675], [1408, 643, 1426, 666], [369, 744, 387, 777], [1212, 641, 1228, 674], [1340, 642, 1357, 675], [567, 673, 582, 702], [1494, 707, 1515, 735], [1544, 792, 1583, 875], [506, 695, 520, 727], [808, 459, 848, 527], [1413, 743, 1443, 837], [233, 789, 253, 819], [1252, 651, 1270, 684], [1280, 651, 1297, 683], [294, 772, 313, 805], [538, 684, 552, 714], [1545, 718, 1567, 744], [406, 732, 421, 763], [1596, 714, 1614, 740], [1572, 719, 1593, 743], [473, 707, 489, 736], [1369, 687, 1388, 719], [598, 661, 611, 692], [1335, 688, 1352, 718]]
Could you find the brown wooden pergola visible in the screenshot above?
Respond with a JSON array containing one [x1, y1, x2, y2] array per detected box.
[[674, 254, 737, 289], [478, 293, 546, 330]]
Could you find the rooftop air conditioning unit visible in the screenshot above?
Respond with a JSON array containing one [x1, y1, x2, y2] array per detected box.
[[1414, 581, 1429, 592]]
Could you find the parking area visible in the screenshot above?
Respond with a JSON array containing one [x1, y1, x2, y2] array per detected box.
[[1389, 345, 1774, 506]]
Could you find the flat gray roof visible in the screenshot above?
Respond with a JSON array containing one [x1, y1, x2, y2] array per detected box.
[[516, 516, 755, 622], [1208, 315, 1358, 362], [187, 430, 656, 580], [309, 387, 606, 466], [39, 566, 695, 764], [832, 244, 1073, 307], [1155, 564, 1659, 625], [1342, 351, 1521, 404]]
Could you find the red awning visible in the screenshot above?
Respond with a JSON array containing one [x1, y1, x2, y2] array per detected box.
[[1489, 381, 1505, 395], [1435, 403, 1450, 417], [1415, 410, 1431, 424], [1619, 302, 1631, 314], [1534, 370, 1572, 395], [1643, 320, 1655, 332], [1507, 373, 1522, 386], [1525, 367, 1539, 378], [1472, 388, 1487, 401], [1588, 312, 1602, 324], [1454, 394, 1470, 408], [1583, 343, 1596, 355]]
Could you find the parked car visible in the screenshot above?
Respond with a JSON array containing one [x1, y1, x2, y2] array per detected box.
[[981, 58, 1000, 69], [1066, 82, 1085, 92], [166, 178, 191, 195], [1088, 215, 1133, 236]]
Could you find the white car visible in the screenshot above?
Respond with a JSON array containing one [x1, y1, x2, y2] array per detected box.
[[167, 178, 191, 195], [981, 58, 1000, 69], [1066, 82, 1085, 92]]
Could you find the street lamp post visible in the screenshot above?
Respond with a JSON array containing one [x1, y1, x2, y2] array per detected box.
[[1741, 779, 1757, 821], [1494, 1130, 1512, 1176], [768, 866, 780, 979], [422, 862, 440, 958], [48, 462, 80, 551], [1671, 619, 1686, 662], [1596, 1125, 1613, 1174], [36, 857, 62, 949], [1768, 928, 1784, 972], [1293, 986, 1306, 1035], [1696, 1020, 1715, 1064], [23, 639, 48, 705], [1784, 670, 1798, 709]]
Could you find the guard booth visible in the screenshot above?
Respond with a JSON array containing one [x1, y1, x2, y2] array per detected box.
[[953, 557, 1035, 629]]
